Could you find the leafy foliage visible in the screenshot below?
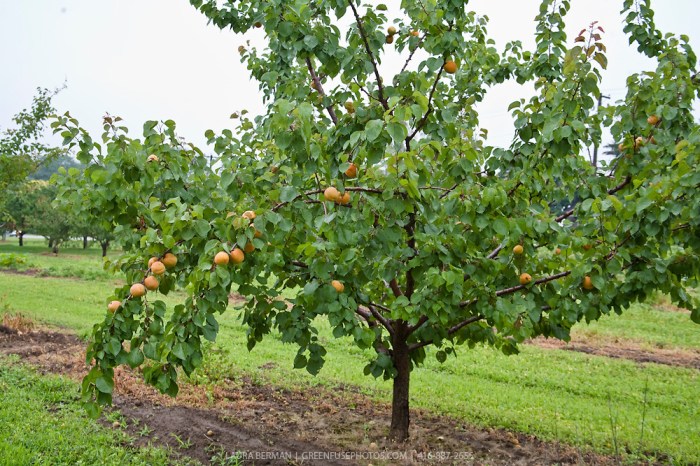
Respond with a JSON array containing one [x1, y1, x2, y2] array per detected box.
[[53, 0, 699, 438], [0, 88, 64, 193]]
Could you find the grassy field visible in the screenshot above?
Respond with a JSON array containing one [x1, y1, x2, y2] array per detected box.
[[1, 239, 699, 463], [0, 355, 192, 465]]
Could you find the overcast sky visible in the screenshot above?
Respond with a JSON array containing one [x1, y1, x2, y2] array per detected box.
[[1, 1, 698, 153]]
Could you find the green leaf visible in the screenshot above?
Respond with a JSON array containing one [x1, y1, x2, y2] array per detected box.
[[194, 219, 210, 238], [280, 186, 299, 202], [95, 376, 114, 394], [127, 348, 144, 368], [387, 122, 407, 144], [365, 120, 383, 142]]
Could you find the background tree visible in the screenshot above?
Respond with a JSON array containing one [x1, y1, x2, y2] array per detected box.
[[0, 88, 64, 192], [30, 153, 82, 182], [28, 183, 76, 254], [1, 88, 65, 238], [54, 0, 699, 441], [3, 182, 43, 246], [72, 216, 115, 256]]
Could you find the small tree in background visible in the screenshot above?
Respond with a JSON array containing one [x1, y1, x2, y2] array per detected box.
[[54, 0, 698, 441], [30, 184, 75, 254], [0, 88, 64, 192], [4, 182, 43, 246]]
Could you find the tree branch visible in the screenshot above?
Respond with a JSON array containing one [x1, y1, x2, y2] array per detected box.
[[356, 307, 391, 352], [389, 278, 403, 297], [272, 186, 384, 211], [408, 314, 484, 351], [556, 175, 631, 222], [459, 270, 572, 308], [487, 244, 504, 260], [306, 57, 338, 125], [405, 66, 444, 149], [368, 304, 394, 336], [348, 0, 388, 110], [400, 33, 426, 74]]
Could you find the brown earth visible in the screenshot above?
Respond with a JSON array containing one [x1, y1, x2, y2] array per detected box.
[[529, 337, 700, 370], [0, 324, 624, 466]]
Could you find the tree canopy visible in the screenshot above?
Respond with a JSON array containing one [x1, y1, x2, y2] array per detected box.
[[54, 0, 698, 440]]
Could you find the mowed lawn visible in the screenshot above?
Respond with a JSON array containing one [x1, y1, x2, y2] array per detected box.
[[1, 240, 699, 463]]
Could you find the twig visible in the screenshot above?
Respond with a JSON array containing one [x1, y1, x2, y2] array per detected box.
[[368, 304, 394, 335], [405, 67, 444, 148], [409, 314, 483, 351], [306, 57, 338, 125], [459, 271, 572, 308], [348, 0, 388, 110], [556, 176, 631, 222]]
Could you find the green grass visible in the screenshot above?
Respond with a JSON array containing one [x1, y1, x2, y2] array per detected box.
[[0, 239, 118, 281], [0, 273, 186, 339], [1, 272, 699, 462], [0, 356, 193, 465], [572, 300, 700, 350]]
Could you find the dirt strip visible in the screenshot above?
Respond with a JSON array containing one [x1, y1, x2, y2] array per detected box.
[[529, 337, 700, 370]]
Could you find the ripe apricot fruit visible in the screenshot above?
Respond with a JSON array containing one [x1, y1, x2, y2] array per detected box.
[[144, 276, 159, 291], [338, 192, 351, 205], [513, 245, 524, 255], [443, 60, 457, 74], [345, 163, 357, 178], [519, 273, 532, 285], [250, 224, 263, 238], [242, 210, 256, 220], [230, 248, 245, 264], [323, 187, 340, 202], [583, 276, 594, 290], [244, 242, 255, 253], [331, 280, 345, 292], [148, 256, 158, 268], [130, 283, 146, 298], [647, 115, 660, 125], [214, 251, 230, 266], [108, 301, 121, 313], [147, 154, 159, 163], [150, 261, 166, 275], [162, 253, 177, 269]]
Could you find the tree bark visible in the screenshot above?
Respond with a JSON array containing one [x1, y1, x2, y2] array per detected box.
[[389, 323, 411, 442], [19, 232, 24, 247], [101, 240, 109, 257], [48, 238, 53, 249], [52, 242, 59, 255], [83, 235, 88, 249]]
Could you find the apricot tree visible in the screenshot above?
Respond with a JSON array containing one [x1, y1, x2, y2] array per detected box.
[[54, 0, 699, 441]]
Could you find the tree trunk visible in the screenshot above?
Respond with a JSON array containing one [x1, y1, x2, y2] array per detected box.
[[48, 238, 53, 249], [52, 242, 59, 255], [101, 240, 109, 257], [83, 235, 88, 249], [19, 232, 24, 247], [389, 324, 411, 442]]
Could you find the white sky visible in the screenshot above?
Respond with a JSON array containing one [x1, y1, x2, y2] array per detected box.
[[0, 1, 698, 152]]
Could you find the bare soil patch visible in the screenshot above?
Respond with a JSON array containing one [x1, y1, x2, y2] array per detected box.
[[530, 337, 700, 370], [0, 326, 621, 465]]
